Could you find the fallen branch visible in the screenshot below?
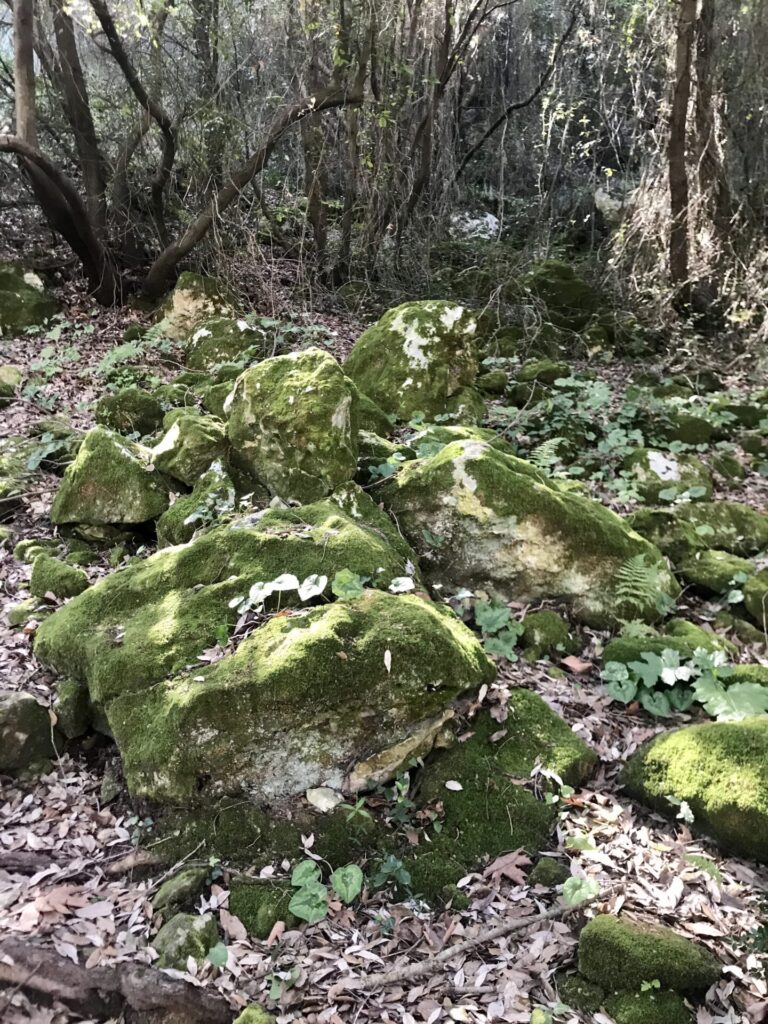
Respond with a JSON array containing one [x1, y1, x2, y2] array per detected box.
[[0, 850, 62, 874], [0, 938, 233, 1023]]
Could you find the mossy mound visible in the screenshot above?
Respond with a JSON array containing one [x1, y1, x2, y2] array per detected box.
[[476, 368, 508, 394], [201, 380, 233, 419], [517, 357, 570, 385], [152, 912, 219, 970], [603, 621, 730, 668], [229, 882, 298, 939], [408, 423, 518, 459], [626, 508, 708, 563], [0, 691, 56, 772], [356, 390, 395, 436], [160, 271, 234, 342], [381, 439, 677, 627], [95, 388, 164, 436], [185, 316, 272, 371], [344, 300, 482, 422], [152, 414, 227, 487], [107, 590, 493, 804], [0, 365, 23, 408], [662, 618, 735, 655], [743, 571, 768, 629], [622, 449, 712, 504], [0, 264, 56, 335], [604, 990, 691, 1024], [578, 914, 719, 997], [406, 693, 596, 898], [14, 537, 63, 563], [655, 410, 715, 446], [528, 856, 570, 887], [8, 596, 51, 628], [53, 678, 91, 739], [621, 718, 768, 861], [156, 461, 237, 547], [227, 348, 359, 503], [35, 485, 418, 709], [233, 1006, 276, 1024], [522, 260, 599, 330], [50, 426, 172, 526], [678, 549, 754, 595], [630, 502, 768, 560], [30, 555, 89, 599], [520, 610, 577, 660]]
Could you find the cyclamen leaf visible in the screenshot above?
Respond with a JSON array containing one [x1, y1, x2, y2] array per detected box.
[[388, 576, 415, 593], [693, 677, 768, 721], [298, 574, 328, 601], [562, 877, 600, 906], [291, 859, 321, 887], [331, 568, 365, 600], [603, 675, 638, 704], [288, 881, 329, 924], [330, 864, 364, 904], [638, 688, 673, 717], [206, 941, 228, 968]]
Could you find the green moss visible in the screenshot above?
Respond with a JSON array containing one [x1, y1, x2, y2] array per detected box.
[[202, 381, 233, 419], [713, 611, 765, 645], [0, 365, 23, 408], [0, 264, 56, 334], [520, 610, 576, 660], [476, 369, 508, 394], [152, 867, 209, 914], [36, 484, 419, 709], [529, 856, 570, 887], [605, 990, 691, 1024], [95, 388, 164, 436], [344, 300, 482, 422], [233, 1006, 276, 1024], [579, 915, 719, 996], [517, 357, 570, 385], [54, 678, 91, 738], [626, 508, 708, 563], [621, 718, 768, 861], [152, 382, 199, 411], [622, 449, 712, 504], [674, 501, 768, 556], [662, 619, 734, 656], [8, 596, 51, 627], [522, 260, 599, 330], [555, 972, 606, 1013], [228, 348, 359, 503], [50, 426, 171, 526], [406, 694, 596, 899], [744, 570, 768, 628], [679, 549, 754, 594], [656, 411, 715, 446], [30, 555, 89, 599], [355, 390, 395, 435], [741, 432, 766, 457], [14, 538, 62, 563], [152, 413, 227, 487], [229, 882, 298, 939], [185, 316, 271, 371], [156, 461, 236, 547], [381, 439, 678, 627], [712, 452, 746, 482], [408, 423, 518, 459], [356, 431, 415, 483], [152, 912, 219, 969], [107, 590, 493, 804]]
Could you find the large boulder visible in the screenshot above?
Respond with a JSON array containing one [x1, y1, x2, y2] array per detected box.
[[107, 590, 494, 804], [50, 426, 172, 526], [0, 264, 56, 335], [95, 387, 164, 436], [151, 414, 227, 487], [160, 272, 234, 342], [621, 718, 768, 861], [344, 301, 483, 422], [380, 439, 677, 626], [227, 348, 359, 502], [35, 485, 418, 710]]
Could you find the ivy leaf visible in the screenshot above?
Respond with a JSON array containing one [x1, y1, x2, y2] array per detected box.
[[638, 688, 673, 717], [330, 864, 364, 904], [562, 877, 600, 906], [206, 941, 228, 967], [331, 569, 365, 600], [288, 881, 329, 923], [291, 859, 321, 887], [474, 600, 510, 634]]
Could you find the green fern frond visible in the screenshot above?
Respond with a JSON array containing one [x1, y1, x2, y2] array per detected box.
[[614, 554, 662, 614], [529, 436, 565, 471]]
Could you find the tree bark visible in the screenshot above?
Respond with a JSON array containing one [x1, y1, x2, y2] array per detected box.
[[669, 0, 697, 303], [694, 0, 731, 236]]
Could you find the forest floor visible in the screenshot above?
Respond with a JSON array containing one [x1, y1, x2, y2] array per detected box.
[[1, 279, 767, 1024]]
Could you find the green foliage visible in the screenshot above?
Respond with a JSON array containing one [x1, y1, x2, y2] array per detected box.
[[473, 598, 524, 660], [331, 568, 366, 599], [286, 857, 365, 924], [562, 877, 600, 906], [615, 555, 676, 616]]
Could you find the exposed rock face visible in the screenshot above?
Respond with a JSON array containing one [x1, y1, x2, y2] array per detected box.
[[344, 300, 483, 422], [227, 348, 359, 502], [107, 590, 494, 804], [0, 264, 57, 335], [185, 316, 273, 371], [50, 426, 172, 526], [160, 272, 234, 342], [381, 439, 677, 626], [621, 717, 768, 861]]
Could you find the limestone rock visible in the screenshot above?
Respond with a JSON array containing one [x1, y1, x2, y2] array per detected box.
[[227, 348, 359, 502], [50, 426, 172, 526], [0, 691, 56, 772], [152, 912, 219, 969], [160, 272, 234, 342], [344, 301, 483, 422], [95, 387, 164, 436], [152, 414, 227, 487], [622, 448, 712, 503], [185, 315, 272, 371], [156, 460, 236, 547]]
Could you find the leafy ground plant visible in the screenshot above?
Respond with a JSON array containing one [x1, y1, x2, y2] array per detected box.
[[288, 859, 365, 924]]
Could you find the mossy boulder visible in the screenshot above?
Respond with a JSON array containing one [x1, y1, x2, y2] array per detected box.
[[344, 301, 482, 422], [476, 368, 508, 395], [185, 316, 270, 371], [622, 717, 768, 861], [0, 365, 23, 408], [520, 610, 577, 660], [50, 427, 172, 526], [622, 449, 712, 503], [0, 264, 56, 335], [356, 390, 395, 436], [229, 882, 299, 939], [0, 691, 56, 772], [406, 693, 596, 898], [578, 914, 719, 997], [35, 485, 418, 710], [152, 381, 199, 411], [227, 348, 359, 503], [107, 590, 493, 804], [152, 912, 219, 970], [156, 461, 236, 547], [30, 555, 89, 599], [603, 631, 693, 667], [662, 618, 734, 655], [678, 549, 754, 595], [152, 414, 227, 487], [160, 272, 234, 342], [95, 388, 164, 436], [517, 357, 570, 385], [522, 260, 598, 330], [626, 508, 707, 563], [381, 439, 677, 627], [53, 678, 91, 739], [630, 502, 768, 560], [713, 610, 765, 645], [152, 866, 209, 915], [8, 596, 51, 628], [712, 451, 746, 482]]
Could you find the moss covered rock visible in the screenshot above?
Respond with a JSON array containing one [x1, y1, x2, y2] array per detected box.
[[0, 691, 56, 772], [655, 409, 715, 446], [622, 718, 768, 861], [0, 365, 23, 409], [344, 301, 482, 422], [678, 549, 754, 595], [35, 485, 418, 709], [227, 348, 359, 502], [160, 272, 234, 342], [356, 390, 394, 435], [408, 423, 517, 459], [0, 264, 56, 335], [152, 413, 227, 487], [630, 502, 768, 560], [520, 610, 576, 660], [578, 914, 719, 997], [185, 316, 271, 371], [623, 449, 712, 503], [529, 857, 570, 887], [50, 426, 172, 526], [743, 571, 768, 629], [626, 508, 708, 564], [229, 882, 298, 939], [406, 693, 596, 898], [30, 555, 89, 599], [202, 380, 233, 419], [605, 990, 691, 1024], [8, 595, 51, 628], [233, 1007, 276, 1024], [152, 912, 219, 969], [476, 368, 508, 395], [356, 431, 415, 483], [156, 461, 236, 547], [381, 439, 677, 626], [107, 590, 493, 804], [522, 260, 598, 330], [95, 388, 164, 436], [152, 866, 209, 914], [53, 678, 91, 739]]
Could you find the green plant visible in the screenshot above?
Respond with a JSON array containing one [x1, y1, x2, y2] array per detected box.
[[473, 598, 524, 660], [287, 858, 364, 924], [614, 554, 676, 616], [370, 854, 412, 891]]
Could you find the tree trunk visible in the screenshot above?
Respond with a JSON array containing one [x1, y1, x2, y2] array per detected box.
[[13, 0, 37, 145], [694, 0, 731, 236], [669, 0, 697, 303]]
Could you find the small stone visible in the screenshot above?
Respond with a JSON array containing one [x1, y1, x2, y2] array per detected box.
[[0, 691, 55, 772], [30, 555, 89, 599], [54, 678, 91, 739], [152, 866, 209, 914], [152, 911, 220, 970], [0, 365, 23, 408]]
